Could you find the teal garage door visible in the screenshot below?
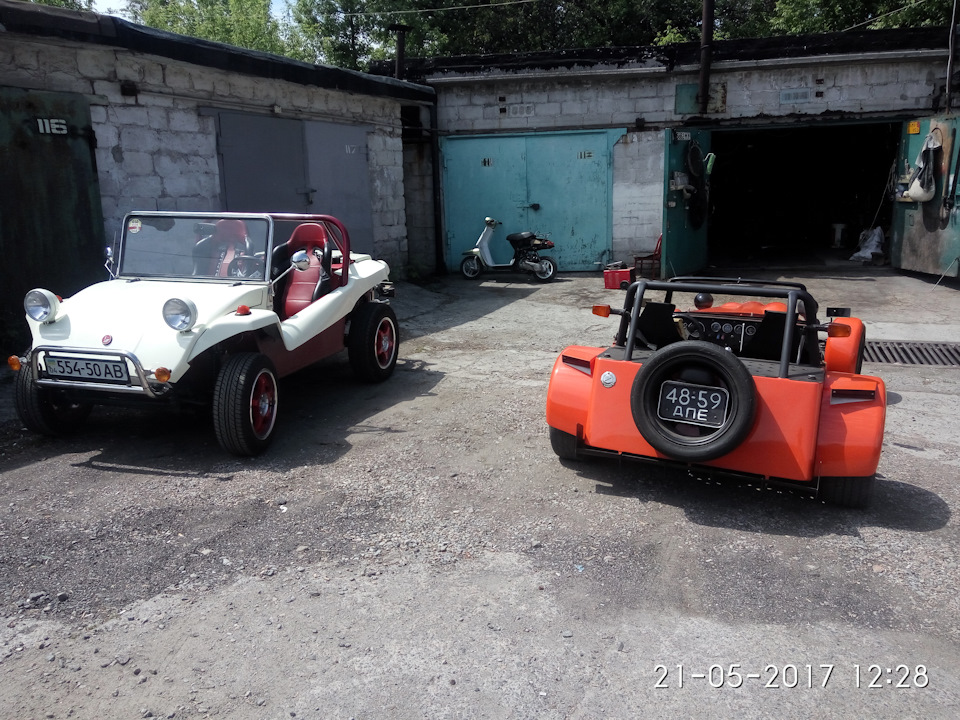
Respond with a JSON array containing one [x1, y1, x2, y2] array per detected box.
[[441, 130, 621, 272]]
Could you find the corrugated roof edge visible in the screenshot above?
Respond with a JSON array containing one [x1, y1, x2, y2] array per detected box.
[[0, 0, 435, 104]]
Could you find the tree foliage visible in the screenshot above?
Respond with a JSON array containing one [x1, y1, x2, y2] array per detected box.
[[125, 0, 287, 55], [27, 0, 94, 10], [24, 0, 957, 70]]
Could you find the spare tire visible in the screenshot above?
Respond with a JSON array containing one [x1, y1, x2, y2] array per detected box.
[[631, 341, 757, 462]]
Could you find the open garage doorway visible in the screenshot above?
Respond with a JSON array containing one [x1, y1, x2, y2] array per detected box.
[[707, 122, 901, 269]]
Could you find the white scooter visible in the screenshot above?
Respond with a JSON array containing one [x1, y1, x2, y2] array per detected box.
[[460, 217, 558, 282]]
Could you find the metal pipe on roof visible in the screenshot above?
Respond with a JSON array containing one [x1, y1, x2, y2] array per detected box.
[[698, 0, 715, 115], [947, 0, 958, 111]]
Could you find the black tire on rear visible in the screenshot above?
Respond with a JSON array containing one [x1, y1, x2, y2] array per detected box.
[[348, 301, 399, 382], [549, 426, 580, 461], [212, 353, 278, 456], [14, 358, 92, 435], [631, 341, 757, 462], [460, 256, 482, 279], [818, 475, 875, 508], [533, 256, 557, 282]]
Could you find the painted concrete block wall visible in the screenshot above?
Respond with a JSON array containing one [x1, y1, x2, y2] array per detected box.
[[612, 131, 664, 261], [402, 141, 437, 277], [1, 34, 409, 267], [425, 55, 943, 259]]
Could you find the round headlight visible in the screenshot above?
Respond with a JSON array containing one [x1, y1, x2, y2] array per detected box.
[[24, 289, 60, 323], [162, 298, 198, 331]]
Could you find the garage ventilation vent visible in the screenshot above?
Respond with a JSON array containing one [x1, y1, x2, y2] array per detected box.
[[863, 340, 960, 366]]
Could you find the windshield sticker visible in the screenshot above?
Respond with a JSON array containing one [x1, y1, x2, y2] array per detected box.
[[127, 218, 142, 234]]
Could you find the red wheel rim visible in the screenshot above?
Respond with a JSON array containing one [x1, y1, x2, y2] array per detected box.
[[375, 318, 396, 369], [250, 369, 277, 439]]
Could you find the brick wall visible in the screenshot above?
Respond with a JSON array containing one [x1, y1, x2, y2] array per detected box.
[[1, 34, 410, 266]]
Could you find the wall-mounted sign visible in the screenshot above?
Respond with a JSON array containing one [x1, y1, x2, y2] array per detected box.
[[36, 118, 68, 135]]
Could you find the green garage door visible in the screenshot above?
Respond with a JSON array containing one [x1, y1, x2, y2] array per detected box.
[[0, 87, 105, 349], [441, 130, 622, 272]]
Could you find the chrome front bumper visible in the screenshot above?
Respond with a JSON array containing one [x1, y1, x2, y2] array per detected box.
[[29, 345, 173, 399]]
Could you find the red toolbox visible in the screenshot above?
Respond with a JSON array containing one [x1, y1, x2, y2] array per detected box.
[[603, 266, 636, 289]]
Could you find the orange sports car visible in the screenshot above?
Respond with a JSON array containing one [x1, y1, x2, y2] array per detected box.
[[546, 277, 886, 507]]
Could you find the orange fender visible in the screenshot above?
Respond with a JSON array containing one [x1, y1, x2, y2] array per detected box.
[[546, 346, 604, 437], [824, 317, 865, 374], [815, 372, 886, 477]]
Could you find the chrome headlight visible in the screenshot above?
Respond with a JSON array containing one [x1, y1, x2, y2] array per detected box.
[[24, 289, 60, 323], [162, 298, 198, 331]]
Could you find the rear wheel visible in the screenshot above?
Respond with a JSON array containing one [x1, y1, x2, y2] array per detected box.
[[533, 256, 557, 282], [460, 256, 482, 279], [349, 302, 399, 382], [213, 353, 278, 456], [549, 426, 580, 461], [14, 358, 92, 435], [818, 475, 875, 508]]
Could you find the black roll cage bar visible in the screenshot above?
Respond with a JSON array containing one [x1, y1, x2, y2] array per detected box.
[[614, 277, 822, 379]]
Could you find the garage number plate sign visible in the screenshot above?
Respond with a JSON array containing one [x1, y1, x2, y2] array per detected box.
[[657, 381, 728, 428], [46, 356, 130, 383]]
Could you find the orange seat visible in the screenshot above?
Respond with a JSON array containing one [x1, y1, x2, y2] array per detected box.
[[281, 223, 332, 319], [634, 234, 662, 279]]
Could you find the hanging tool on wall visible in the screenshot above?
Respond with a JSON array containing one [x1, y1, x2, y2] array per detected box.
[[942, 127, 960, 225]]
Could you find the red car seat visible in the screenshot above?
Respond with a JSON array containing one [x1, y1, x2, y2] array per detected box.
[[281, 223, 333, 318], [192, 219, 250, 276]]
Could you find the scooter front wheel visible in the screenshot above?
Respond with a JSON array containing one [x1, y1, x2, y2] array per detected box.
[[533, 256, 558, 282], [460, 255, 482, 279]]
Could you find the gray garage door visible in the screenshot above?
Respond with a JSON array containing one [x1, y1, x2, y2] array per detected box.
[[217, 112, 374, 254]]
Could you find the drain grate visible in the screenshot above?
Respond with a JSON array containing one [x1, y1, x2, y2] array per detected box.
[[863, 340, 960, 366]]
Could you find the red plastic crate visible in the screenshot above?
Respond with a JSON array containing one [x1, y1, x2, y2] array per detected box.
[[603, 267, 636, 289]]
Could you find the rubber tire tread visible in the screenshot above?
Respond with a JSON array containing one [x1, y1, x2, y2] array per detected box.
[[533, 256, 557, 282], [631, 341, 757, 462], [212, 353, 278, 456], [348, 302, 399, 383], [549, 426, 580, 461], [818, 475, 875, 508], [460, 256, 482, 279], [14, 359, 91, 435]]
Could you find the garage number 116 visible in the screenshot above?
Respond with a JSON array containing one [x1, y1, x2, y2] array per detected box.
[[36, 118, 68, 135]]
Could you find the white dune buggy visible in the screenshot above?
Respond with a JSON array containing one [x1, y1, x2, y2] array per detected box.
[[8, 212, 399, 456]]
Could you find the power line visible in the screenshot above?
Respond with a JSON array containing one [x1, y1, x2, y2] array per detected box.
[[342, 0, 539, 18], [842, 0, 933, 31]]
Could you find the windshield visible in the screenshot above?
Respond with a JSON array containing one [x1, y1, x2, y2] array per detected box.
[[118, 214, 272, 280]]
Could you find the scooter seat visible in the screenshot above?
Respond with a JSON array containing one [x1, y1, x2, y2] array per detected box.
[[507, 231, 536, 248]]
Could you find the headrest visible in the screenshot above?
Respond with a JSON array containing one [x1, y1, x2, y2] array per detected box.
[[286, 223, 329, 253], [214, 219, 247, 244]]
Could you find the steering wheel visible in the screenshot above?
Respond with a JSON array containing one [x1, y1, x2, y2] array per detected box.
[[226, 255, 265, 279]]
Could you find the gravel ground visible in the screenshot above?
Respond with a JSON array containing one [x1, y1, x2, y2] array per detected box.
[[1, 268, 959, 719]]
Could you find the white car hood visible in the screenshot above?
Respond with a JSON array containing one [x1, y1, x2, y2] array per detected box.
[[31, 279, 269, 370]]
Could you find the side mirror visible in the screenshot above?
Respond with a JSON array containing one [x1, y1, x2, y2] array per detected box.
[[290, 249, 310, 272], [104, 246, 117, 278]]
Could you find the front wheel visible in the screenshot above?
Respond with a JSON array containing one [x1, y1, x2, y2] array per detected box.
[[533, 256, 557, 282], [14, 358, 92, 435], [349, 302, 399, 382], [213, 353, 278, 456], [460, 255, 482, 279]]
